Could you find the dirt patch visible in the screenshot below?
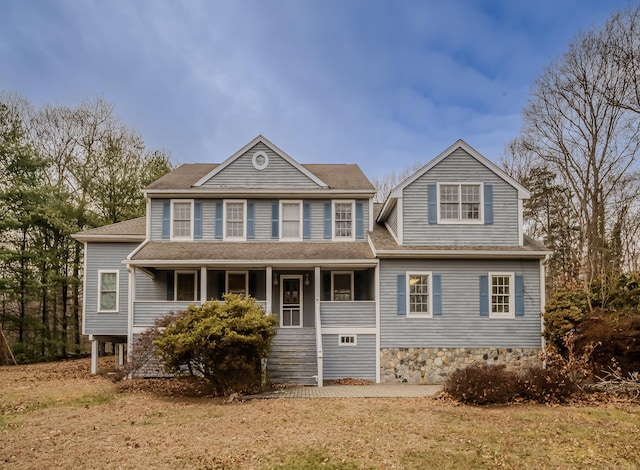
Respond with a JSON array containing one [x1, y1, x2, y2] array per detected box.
[[1, 358, 639, 469]]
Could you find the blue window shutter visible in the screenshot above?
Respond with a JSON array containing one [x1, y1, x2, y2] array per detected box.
[[432, 274, 442, 315], [271, 202, 279, 239], [484, 183, 493, 225], [324, 202, 332, 239], [397, 274, 406, 315], [215, 202, 223, 239], [194, 201, 202, 239], [480, 275, 489, 316], [428, 184, 437, 225], [247, 202, 255, 239], [303, 203, 311, 239], [162, 202, 170, 239], [166, 271, 174, 301], [355, 202, 364, 239], [515, 275, 525, 316]]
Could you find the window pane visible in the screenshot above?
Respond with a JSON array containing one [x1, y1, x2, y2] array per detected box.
[[100, 272, 117, 310], [173, 202, 191, 237], [228, 273, 247, 295], [226, 203, 244, 238], [282, 203, 301, 238], [409, 274, 429, 314], [335, 203, 352, 237], [101, 272, 117, 291], [491, 276, 511, 314], [333, 273, 352, 301], [100, 292, 116, 311], [176, 273, 195, 301]]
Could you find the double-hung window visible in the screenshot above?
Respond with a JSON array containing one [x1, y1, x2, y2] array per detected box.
[[407, 272, 431, 317], [224, 200, 246, 240], [175, 271, 197, 301], [280, 201, 302, 240], [333, 200, 354, 239], [439, 183, 481, 222], [171, 200, 193, 239], [489, 273, 514, 318], [98, 271, 119, 312]]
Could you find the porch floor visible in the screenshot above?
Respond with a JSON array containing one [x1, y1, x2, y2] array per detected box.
[[245, 383, 442, 399]]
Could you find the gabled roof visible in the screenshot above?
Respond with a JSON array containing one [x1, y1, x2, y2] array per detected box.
[[378, 139, 530, 222], [193, 135, 328, 188], [71, 217, 146, 242]]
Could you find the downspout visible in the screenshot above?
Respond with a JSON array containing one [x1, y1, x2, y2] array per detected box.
[[314, 266, 323, 387]]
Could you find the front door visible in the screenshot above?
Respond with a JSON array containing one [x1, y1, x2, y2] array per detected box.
[[281, 275, 303, 327]]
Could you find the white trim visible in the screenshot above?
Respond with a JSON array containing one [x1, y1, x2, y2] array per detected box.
[[81, 242, 88, 335], [518, 198, 524, 246], [314, 266, 323, 387], [488, 272, 515, 319], [332, 200, 356, 241], [331, 271, 354, 301], [226, 271, 249, 296], [97, 270, 119, 313], [540, 257, 547, 350], [223, 199, 247, 241], [436, 182, 484, 224], [128, 259, 379, 268], [384, 221, 401, 245], [266, 266, 273, 314], [406, 271, 433, 318], [321, 327, 377, 335], [280, 274, 303, 328], [279, 200, 303, 241], [397, 198, 403, 244], [72, 234, 145, 243], [251, 150, 269, 170], [127, 267, 135, 363], [377, 139, 531, 222], [144, 189, 374, 199], [170, 199, 194, 241], [374, 263, 381, 383], [200, 267, 207, 302], [338, 334, 357, 346], [174, 270, 198, 302], [368, 198, 374, 232], [193, 135, 329, 188], [374, 250, 549, 259]]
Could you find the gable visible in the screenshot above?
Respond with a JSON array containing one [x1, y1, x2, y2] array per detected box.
[[195, 136, 328, 189]]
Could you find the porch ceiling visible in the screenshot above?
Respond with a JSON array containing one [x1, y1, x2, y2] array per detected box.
[[129, 241, 375, 263]]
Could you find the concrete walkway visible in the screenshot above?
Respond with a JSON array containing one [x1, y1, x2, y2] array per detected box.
[[245, 384, 442, 399]]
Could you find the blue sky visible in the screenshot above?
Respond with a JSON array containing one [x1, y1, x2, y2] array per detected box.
[[0, 0, 632, 179]]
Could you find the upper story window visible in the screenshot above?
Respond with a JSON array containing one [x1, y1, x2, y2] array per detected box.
[[333, 200, 355, 239], [407, 272, 432, 318], [171, 200, 193, 239], [438, 183, 482, 223], [224, 200, 246, 240], [280, 201, 302, 241], [489, 272, 514, 319], [98, 270, 118, 312]]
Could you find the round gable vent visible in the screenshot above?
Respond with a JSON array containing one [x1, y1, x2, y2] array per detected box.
[[252, 151, 269, 170]]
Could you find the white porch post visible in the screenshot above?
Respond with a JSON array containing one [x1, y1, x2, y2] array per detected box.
[[314, 266, 323, 387], [200, 267, 207, 303], [90, 336, 98, 375], [266, 266, 272, 314]]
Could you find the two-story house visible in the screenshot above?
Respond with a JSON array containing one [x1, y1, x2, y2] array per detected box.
[[73, 135, 549, 385]]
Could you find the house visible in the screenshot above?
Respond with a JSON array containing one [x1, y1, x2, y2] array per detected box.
[[73, 135, 550, 385]]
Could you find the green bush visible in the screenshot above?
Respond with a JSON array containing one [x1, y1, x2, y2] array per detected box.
[[543, 287, 588, 351], [153, 294, 276, 395], [444, 364, 579, 405]]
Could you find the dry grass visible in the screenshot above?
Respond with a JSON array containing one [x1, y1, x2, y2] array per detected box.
[[1, 358, 639, 469]]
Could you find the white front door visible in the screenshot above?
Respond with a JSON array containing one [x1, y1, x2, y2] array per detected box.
[[280, 275, 303, 327]]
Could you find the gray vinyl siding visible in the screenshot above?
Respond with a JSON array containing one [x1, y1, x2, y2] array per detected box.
[[320, 301, 376, 326], [402, 148, 520, 245], [322, 334, 376, 380], [133, 301, 196, 327], [387, 203, 398, 238], [201, 143, 321, 188], [84, 242, 138, 335], [380, 258, 542, 348], [134, 270, 167, 300], [148, 198, 369, 241]]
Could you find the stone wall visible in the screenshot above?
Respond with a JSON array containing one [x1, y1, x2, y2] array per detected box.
[[380, 347, 542, 384]]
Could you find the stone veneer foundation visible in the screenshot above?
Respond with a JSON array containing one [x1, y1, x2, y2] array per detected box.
[[380, 347, 542, 384]]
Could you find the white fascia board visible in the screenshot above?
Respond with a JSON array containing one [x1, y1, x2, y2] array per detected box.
[[127, 259, 379, 268], [71, 234, 145, 243], [143, 189, 375, 199], [192, 135, 329, 188], [377, 196, 398, 223], [374, 249, 550, 259]]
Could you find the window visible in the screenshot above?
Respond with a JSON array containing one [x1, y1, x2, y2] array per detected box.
[[333, 200, 354, 239], [338, 334, 357, 346], [490, 273, 514, 318], [331, 271, 354, 301], [175, 272, 197, 301], [224, 200, 246, 240], [171, 200, 193, 239], [226, 272, 248, 296], [439, 183, 481, 223], [407, 272, 431, 317], [98, 271, 118, 312], [280, 201, 302, 240]]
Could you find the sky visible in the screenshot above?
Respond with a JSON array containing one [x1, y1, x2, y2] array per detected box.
[[0, 0, 633, 180]]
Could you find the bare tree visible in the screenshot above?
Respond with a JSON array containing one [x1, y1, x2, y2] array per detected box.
[[372, 161, 424, 203]]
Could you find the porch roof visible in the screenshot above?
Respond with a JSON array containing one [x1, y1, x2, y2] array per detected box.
[[129, 240, 376, 264]]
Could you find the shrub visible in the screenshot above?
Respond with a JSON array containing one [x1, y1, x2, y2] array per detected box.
[[543, 287, 588, 351], [153, 294, 276, 395], [444, 364, 519, 405], [517, 366, 578, 403]]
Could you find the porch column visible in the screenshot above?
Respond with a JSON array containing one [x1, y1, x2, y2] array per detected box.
[[314, 266, 323, 387], [90, 336, 98, 375], [117, 343, 125, 368], [200, 267, 207, 303], [266, 266, 272, 314]]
